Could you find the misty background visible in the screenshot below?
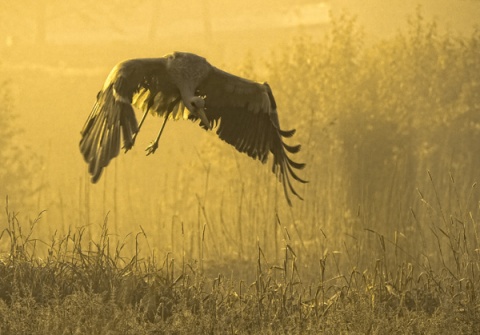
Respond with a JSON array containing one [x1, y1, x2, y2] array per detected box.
[[1, 0, 480, 274]]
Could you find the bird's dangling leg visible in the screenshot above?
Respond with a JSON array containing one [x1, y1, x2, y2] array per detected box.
[[124, 109, 149, 153], [145, 116, 168, 156]]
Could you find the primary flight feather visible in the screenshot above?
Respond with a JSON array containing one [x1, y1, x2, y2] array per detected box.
[[79, 52, 306, 205]]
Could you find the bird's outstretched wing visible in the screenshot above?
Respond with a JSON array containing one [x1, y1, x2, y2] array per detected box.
[[196, 67, 307, 205], [79, 58, 181, 182]]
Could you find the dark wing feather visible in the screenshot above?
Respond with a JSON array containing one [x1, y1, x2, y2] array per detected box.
[[195, 67, 307, 205], [79, 58, 181, 182]]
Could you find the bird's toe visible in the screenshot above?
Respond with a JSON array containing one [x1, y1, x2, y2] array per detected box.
[[145, 141, 158, 156]]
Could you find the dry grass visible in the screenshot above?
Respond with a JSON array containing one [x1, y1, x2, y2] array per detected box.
[[1, 179, 480, 335]]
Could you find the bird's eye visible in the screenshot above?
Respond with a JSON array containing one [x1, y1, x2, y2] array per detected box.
[[191, 101, 196, 107]]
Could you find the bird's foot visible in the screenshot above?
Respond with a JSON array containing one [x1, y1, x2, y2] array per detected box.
[[145, 140, 158, 156]]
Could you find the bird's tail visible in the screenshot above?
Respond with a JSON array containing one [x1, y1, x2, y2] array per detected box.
[[79, 85, 138, 183]]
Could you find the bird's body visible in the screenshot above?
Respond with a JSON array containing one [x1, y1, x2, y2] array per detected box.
[[80, 52, 306, 205]]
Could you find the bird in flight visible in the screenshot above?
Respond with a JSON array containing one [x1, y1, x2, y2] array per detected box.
[[80, 52, 306, 205]]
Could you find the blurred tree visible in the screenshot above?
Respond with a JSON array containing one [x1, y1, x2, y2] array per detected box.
[[328, 0, 480, 36], [265, 9, 480, 229], [34, 0, 47, 45], [0, 82, 42, 209], [0, 0, 148, 45]]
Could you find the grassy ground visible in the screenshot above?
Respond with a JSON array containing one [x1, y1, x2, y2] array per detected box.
[[1, 193, 479, 335]]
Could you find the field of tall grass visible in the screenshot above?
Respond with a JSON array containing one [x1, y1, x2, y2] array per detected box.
[[1, 11, 480, 333]]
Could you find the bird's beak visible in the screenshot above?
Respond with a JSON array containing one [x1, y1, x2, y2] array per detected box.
[[196, 107, 211, 130]]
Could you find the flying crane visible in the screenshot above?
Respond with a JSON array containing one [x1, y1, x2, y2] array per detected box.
[[79, 52, 306, 205]]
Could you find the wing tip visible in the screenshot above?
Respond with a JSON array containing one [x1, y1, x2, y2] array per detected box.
[[91, 171, 102, 184], [272, 128, 307, 205], [279, 128, 296, 138], [80, 84, 137, 184]]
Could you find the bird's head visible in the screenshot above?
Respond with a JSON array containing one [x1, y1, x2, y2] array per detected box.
[[187, 95, 211, 130]]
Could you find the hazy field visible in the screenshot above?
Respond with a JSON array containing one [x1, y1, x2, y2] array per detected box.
[[1, 2, 480, 334]]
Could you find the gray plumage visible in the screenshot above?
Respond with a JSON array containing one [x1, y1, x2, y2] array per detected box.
[[80, 51, 306, 205]]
